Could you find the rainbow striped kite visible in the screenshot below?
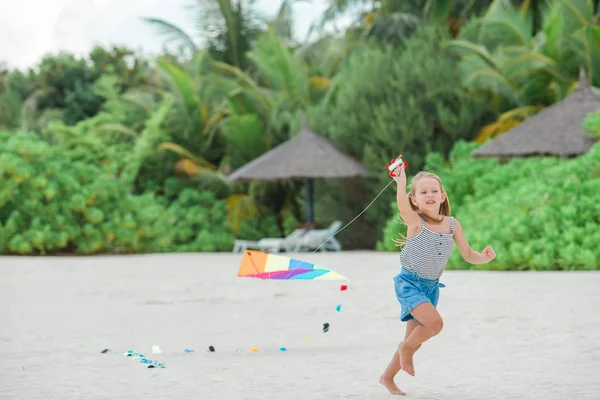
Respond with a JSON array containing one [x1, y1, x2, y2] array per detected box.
[[238, 250, 348, 280]]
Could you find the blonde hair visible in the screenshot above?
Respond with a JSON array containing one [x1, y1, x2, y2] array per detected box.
[[394, 171, 451, 247]]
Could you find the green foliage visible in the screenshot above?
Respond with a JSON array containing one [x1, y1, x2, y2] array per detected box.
[[0, 69, 34, 130], [220, 113, 269, 171], [143, 0, 265, 70], [162, 176, 230, 203], [120, 95, 174, 187], [2, 1, 599, 265], [583, 108, 600, 139], [0, 131, 166, 254], [246, 29, 310, 109], [162, 189, 235, 252], [317, 25, 487, 170], [16, 46, 155, 131], [0, 131, 236, 255], [88, 46, 152, 90], [310, 25, 487, 247], [235, 215, 282, 241], [0, 85, 23, 131], [447, 0, 599, 115], [379, 140, 600, 271], [34, 53, 104, 125], [63, 80, 106, 125]]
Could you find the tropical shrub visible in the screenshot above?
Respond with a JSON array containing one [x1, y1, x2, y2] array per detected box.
[[161, 189, 235, 252], [0, 131, 237, 254], [0, 131, 164, 254], [235, 215, 282, 241]]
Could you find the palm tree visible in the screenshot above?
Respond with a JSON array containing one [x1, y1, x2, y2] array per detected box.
[[143, 0, 312, 70], [152, 51, 230, 176], [150, 27, 332, 234], [311, 0, 490, 41], [445, 0, 600, 141], [143, 0, 265, 70]]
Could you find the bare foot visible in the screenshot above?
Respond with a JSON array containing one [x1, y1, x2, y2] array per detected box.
[[378, 376, 406, 396], [398, 342, 416, 376]]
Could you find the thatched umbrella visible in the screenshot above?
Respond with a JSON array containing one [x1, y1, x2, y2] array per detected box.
[[472, 68, 600, 158], [227, 121, 368, 227]]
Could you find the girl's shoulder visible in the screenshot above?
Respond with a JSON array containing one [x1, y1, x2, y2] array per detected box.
[[446, 216, 464, 235], [442, 215, 455, 224], [444, 216, 456, 234]]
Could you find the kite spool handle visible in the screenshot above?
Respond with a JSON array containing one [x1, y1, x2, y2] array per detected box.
[[385, 156, 408, 178]]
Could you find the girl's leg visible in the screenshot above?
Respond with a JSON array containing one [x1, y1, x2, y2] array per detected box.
[[379, 320, 421, 395], [398, 302, 443, 376]]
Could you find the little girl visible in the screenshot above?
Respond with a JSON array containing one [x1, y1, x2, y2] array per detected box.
[[379, 157, 496, 396]]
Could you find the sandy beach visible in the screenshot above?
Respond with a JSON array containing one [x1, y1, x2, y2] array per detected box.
[[0, 251, 598, 400]]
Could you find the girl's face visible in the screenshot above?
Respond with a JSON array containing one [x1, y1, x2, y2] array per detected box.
[[411, 177, 446, 213]]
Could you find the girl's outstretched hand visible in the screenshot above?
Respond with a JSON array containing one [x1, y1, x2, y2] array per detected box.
[[392, 155, 406, 184], [481, 246, 496, 262]]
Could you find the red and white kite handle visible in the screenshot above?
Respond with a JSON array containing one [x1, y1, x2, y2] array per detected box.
[[385, 155, 408, 178]]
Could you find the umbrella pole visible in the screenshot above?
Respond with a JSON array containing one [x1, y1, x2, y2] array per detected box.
[[305, 178, 314, 230]]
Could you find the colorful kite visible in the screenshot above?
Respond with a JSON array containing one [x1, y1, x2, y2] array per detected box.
[[238, 250, 348, 281]]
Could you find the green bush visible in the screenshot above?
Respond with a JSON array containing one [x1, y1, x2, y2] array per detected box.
[[378, 140, 600, 271], [583, 108, 600, 139], [235, 215, 282, 241], [0, 131, 165, 254], [0, 131, 236, 254], [162, 188, 235, 252]]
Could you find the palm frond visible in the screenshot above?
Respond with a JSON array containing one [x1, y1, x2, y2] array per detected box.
[[226, 193, 260, 233], [156, 58, 200, 138], [215, 0, 241, 68], [91, 123, 138, 138], [245, 30, 309, 105], [269, 0, 310, 40], [497, 104, 542, 121], [480, 1, 533, 48], [209, 60, 260, 89], [158, 142, 217, 170], [501, 52, 559, 82], [464, 67, 522, 103], [121, 89, 156, 113], [444, 39, 501, 69], [562, 0, 595, 27], [142, 17, 199, 54], [173, 158, 224, 178], [424, 0, 455, 24]]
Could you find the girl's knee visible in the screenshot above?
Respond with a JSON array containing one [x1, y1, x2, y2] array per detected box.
[[430, 317, 443, 335]]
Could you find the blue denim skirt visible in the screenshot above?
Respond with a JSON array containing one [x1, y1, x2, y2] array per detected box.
[[394, 268, 446, 322]]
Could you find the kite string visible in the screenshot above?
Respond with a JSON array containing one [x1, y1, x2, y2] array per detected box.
[[293, 178, 396, 337], [308, 179, 396, 254], [243, 179, 396, 344], [275, 178, 396, 279]]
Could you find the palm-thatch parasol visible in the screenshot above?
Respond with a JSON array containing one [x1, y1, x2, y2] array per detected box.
[[472, 68, 600, 158], [227, 121, 368, 227]]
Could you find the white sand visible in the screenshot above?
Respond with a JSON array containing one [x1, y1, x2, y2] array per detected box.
[[0, 251, 598, 399]]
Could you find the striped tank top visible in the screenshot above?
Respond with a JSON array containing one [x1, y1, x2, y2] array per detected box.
[[398, 216, 455, 280]]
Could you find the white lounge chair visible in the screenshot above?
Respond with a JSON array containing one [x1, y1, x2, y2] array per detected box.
[[289, 220, 343, 252], [232, 228, 307, 253]]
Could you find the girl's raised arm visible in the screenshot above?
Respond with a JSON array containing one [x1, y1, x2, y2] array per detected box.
[[393, 161, 421, 229], [453, 218, 496, 264]]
